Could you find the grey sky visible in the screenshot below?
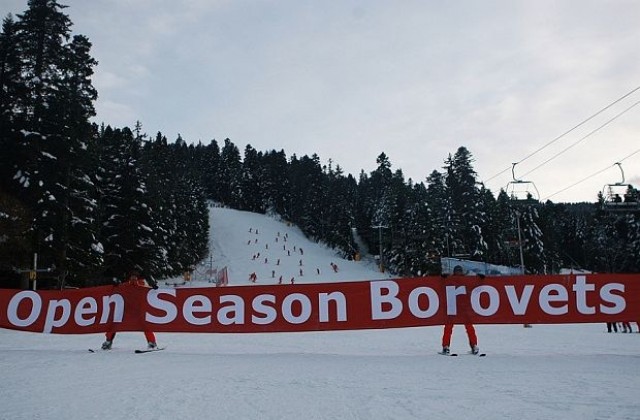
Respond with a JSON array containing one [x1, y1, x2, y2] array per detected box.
[[4, 0, 640, 202]]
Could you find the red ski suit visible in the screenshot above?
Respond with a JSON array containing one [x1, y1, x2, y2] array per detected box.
[[105, 274, 156, 343], [441, 269, 477, 348]]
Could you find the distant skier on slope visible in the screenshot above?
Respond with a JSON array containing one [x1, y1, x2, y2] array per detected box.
[[440, 265, 479, 356]]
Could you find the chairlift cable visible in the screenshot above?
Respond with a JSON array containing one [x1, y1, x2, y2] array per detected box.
[[543, 148, 640, 200], [520, 100, 640, 178], [543, 167, 611, 201], [484, 85, 640, 184]]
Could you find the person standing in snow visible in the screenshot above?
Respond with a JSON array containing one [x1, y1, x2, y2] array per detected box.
[[440, 265, 479, 355], [101, 270, 159, 350]]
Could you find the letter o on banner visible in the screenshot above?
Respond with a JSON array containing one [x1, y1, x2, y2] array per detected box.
[[408, 287, 439, 318], [8, 291, 42, 327], [282, 293, 312, 324], [470, 286, 500, 316]]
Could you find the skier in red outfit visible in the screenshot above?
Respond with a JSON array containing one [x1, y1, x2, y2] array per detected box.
[[441, 265, 479, 355], [101, 270, 158, 350]]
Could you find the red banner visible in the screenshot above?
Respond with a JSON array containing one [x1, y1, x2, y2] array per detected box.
[[1, 274, 638, 334]]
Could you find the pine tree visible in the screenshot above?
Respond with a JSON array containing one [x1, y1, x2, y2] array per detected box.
[[0, 191, 31, 273], [384, 168, 411, 274], [489, 190, 519, 267], [200, 139, 221, 201], [289, 154, 327, 239], [322, 163, 357, 256], [444, 147, 487, 259], [5, 1, 100, 286], [219, 138, 242, 208], [0, 15, 24, 184], [97, 127, 159, 277], [370, 153, 393, 229], [625, 211, 640, 272], [425, 169, 450, 263], [394, 181, 433, 276], [587, 190, 639, 273], [0, 15, 31, 273], [517, 205, 545, 273], [140, 131, 174, 276], [261, 149, 289, 216], [240, 144, 266, 212], [354, 153, 394, 267]]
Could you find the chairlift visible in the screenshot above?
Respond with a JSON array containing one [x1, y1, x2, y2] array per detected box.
[[505, 163, 540, 206], [602, 163, 639, 213]]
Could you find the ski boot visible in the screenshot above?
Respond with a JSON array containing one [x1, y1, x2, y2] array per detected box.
[[101, 340, 113, 350]]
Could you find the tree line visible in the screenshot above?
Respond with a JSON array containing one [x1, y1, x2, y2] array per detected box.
[[194, 142, 638, 276], [1, 1, 638, 289]]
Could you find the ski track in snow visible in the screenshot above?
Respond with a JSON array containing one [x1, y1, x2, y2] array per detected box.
[[1, 206, 639, 420]]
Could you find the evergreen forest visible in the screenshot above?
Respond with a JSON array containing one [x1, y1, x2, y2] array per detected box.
[[1, 1, 639, 288]]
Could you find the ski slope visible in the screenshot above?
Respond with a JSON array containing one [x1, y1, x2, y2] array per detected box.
[[195, 205, 392, 286], [1, 207, 638, 420]]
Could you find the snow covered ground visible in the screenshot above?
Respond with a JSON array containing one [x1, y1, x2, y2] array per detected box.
[[1, 207, 639, 420]]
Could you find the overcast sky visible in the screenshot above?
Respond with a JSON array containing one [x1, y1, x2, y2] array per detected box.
[[4, 0, 640, 203]]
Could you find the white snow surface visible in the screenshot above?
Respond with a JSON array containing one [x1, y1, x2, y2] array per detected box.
[[1, 206, 639, 420]]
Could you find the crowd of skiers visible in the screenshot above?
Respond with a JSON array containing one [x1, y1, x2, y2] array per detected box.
[[245, 227, 339, 285]]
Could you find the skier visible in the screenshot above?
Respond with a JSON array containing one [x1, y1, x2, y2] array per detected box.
[[440, 265, 479, 355], [101, 270, 158, 350]]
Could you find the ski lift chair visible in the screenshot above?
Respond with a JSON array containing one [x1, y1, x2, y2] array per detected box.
[[505, 163, 540, 207], [602, 163, 640, 213]]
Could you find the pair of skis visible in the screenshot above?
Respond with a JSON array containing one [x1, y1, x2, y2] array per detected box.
[[88, 347, 165, 354], [438, 350, 486, 357]]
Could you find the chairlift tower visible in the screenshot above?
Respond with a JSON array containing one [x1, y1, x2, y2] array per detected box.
[[505, 163, 540, 328], [506, 162, 540, 277], [505, 163, 541, 273], [371, 224, 388, 272]]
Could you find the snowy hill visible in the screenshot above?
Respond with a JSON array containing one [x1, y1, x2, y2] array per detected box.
[[189, 205, 391, 286], [0, 207, 639, 420]]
